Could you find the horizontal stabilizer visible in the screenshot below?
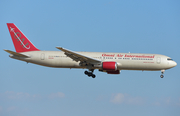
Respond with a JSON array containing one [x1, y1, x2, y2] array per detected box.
[[4, 49, 29, 58]]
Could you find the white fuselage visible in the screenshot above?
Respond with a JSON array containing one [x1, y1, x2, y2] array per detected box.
[[10, 51, 177, 71]]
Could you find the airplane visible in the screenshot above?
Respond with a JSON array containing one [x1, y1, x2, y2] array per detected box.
[[4, 23, 177, 78]]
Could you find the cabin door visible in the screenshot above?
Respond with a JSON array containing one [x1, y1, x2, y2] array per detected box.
[[156, 57, 161, 64], [41, 53, 45, 60]]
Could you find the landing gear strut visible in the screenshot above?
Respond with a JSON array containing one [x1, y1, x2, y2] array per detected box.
[[84, 70, 96, 78], [160, 70, 165, 78]]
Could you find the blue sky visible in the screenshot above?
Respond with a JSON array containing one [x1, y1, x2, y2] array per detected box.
[[0, 0, 180, 116]]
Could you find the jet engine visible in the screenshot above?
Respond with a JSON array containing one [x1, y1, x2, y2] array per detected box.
[[96, 62, 120, 74], [102, 61, 117, 71]]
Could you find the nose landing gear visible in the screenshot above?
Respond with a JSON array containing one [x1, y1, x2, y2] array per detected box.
[[160, 70, 165, 78], [160, 74, 164, 78], [84, 70, 96, 78]]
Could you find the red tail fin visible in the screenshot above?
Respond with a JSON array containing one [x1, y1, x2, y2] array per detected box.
[[7, 23, 40, 53]]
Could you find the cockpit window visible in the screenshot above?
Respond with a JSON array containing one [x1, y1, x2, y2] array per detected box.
[[167, 58, 173, 61]]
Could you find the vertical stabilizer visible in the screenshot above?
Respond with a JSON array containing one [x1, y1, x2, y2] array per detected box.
[[7, 23, 40, 53]]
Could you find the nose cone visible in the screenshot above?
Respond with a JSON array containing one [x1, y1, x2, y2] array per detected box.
[[171, 61, 177, 67], [174, 61, 177, 67]]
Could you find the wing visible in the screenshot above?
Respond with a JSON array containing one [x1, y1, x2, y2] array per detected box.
[[4, 49, 30, 58], [56, 47, 101, 65]]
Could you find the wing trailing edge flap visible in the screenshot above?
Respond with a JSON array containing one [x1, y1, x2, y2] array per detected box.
[[56, 47, 101, 64], [4, 49, 30, 58]]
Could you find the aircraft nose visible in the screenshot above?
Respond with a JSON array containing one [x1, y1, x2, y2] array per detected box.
[[174, 61, 177, 67], [171, 61, 177, 67]]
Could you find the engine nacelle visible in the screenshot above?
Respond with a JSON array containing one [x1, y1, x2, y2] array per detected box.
[[102, 61, 117, 71]]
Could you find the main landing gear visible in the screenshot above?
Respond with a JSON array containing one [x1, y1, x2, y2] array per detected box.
[[84, 70, 96, 78], [160, 70, 165, 78]]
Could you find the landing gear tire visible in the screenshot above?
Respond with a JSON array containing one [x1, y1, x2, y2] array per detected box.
[[84, 71, 96, 78], [88, 73, 92, 77], [92, 74, 96, 78], [160, 75, 164, 78], [84, 71, 88, 75], [160, 70, 165, 78]]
